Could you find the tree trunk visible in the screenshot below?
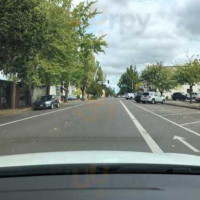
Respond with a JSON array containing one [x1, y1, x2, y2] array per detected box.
[[81, 86, 85, 101], [147, 82, 150, 92], [190, 85, 193, 104], [64, 83, 69, 103], [46, 85, 50, 96], [11, 82, 16, 109], [29, 86, 34, 106]]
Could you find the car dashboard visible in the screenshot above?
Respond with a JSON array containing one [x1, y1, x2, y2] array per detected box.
[[0, 164, 199, 200]]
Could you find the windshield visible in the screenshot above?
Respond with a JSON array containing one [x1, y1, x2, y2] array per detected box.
[[1, 0, 200, 169], [40, 96, 52, 101]]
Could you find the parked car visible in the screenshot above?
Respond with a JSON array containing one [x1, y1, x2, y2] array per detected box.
[[187, 92, 200, 100], [33, 95, 59, 110], [68, 94, 77, 100], [195, 93, 200, 103], [172, 92, 187, 101], [61, 94, 77, 101], [126, 93, 135, 100], [134, 93, 142, 103], [141, 92, 165, 104]]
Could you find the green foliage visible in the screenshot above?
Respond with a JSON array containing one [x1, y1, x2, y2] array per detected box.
[[105, 87, 115, 97], [86, 61, 104, 97], [173, 59, 200, 102], [0, 0, 48, 77], [0, 0, 107, 102], [37, 0, 76, 88], [141, 62, 177, 95], [86, 81, 103, 97], [74, 88, 82, 96], [174, 59, 200, 86], [95, 63, 104, 83], [118, 65, 140, 94], [73, 1, 107, 99]]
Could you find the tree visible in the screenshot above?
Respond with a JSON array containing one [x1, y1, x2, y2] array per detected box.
[[141, 62, 177, 96], [52, 0, 80, 103], [0, 0, 107, 107], [105, 87, 115, 97], [0, 0, 49, 108], [73, 1, 107, 100], [95, 62, 105, 83], [86, 81, 103, 98], [118, 65, 140, 94], [174, 59, 200, 103], [37, 0, 74, 96], [86, 61, 105, 98]]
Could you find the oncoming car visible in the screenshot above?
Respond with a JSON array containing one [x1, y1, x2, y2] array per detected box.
[[141, 92, 166, 104]]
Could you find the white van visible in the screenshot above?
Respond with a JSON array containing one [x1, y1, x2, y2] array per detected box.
[[126, 93, 135, 100]]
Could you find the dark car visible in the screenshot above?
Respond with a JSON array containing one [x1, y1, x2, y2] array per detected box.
[[134, 93, 142, 103], [172, 92, 187, 101], [34, 95, 59, 110]]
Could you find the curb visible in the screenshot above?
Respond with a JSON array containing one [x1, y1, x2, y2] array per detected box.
[[0, 107, 32, 117], [165, 102, 200, 110]]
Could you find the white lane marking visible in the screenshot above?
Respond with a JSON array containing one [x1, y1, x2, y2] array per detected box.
[[0, 100, 102, 128], [120, 100, 163, 153], [181, 120, 200, 126], [132, 103, 200, 137], [173, 136, 200, 152], [162, 112, 200, 117]]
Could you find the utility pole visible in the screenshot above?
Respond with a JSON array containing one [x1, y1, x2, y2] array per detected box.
[[132, 80, 134, 92]]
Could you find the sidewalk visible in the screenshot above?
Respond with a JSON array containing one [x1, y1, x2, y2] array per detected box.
[[0, 107, 32, 117], [0, 99, 89, 117], [166, 100, 200, 110]]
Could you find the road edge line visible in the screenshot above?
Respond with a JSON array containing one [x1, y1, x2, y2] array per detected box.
[[0, 100, 102, 127], [120, 100, 163, 153]]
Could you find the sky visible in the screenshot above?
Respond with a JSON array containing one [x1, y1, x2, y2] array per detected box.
[[74, 0, 200, 92]]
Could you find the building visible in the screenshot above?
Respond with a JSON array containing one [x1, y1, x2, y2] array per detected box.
[[0, 70, 77, 109], [0, 74, 77, 109], [32, 84, 77, 102], [164, 84, 200, 100], [68, 83, 76, 95], [0, 80, 31, 109], [139, 81, 156, 93]]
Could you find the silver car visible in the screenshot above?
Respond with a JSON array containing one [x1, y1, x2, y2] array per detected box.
[[141, 92, 166, 104]]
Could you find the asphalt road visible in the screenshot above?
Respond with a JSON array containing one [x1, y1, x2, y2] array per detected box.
[[1, 98, 200, 156]]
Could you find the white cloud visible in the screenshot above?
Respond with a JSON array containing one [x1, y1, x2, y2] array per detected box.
[[75, 0, 200, 89]]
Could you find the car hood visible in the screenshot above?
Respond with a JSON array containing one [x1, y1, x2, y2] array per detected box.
[[0, 151, 200, 168]]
